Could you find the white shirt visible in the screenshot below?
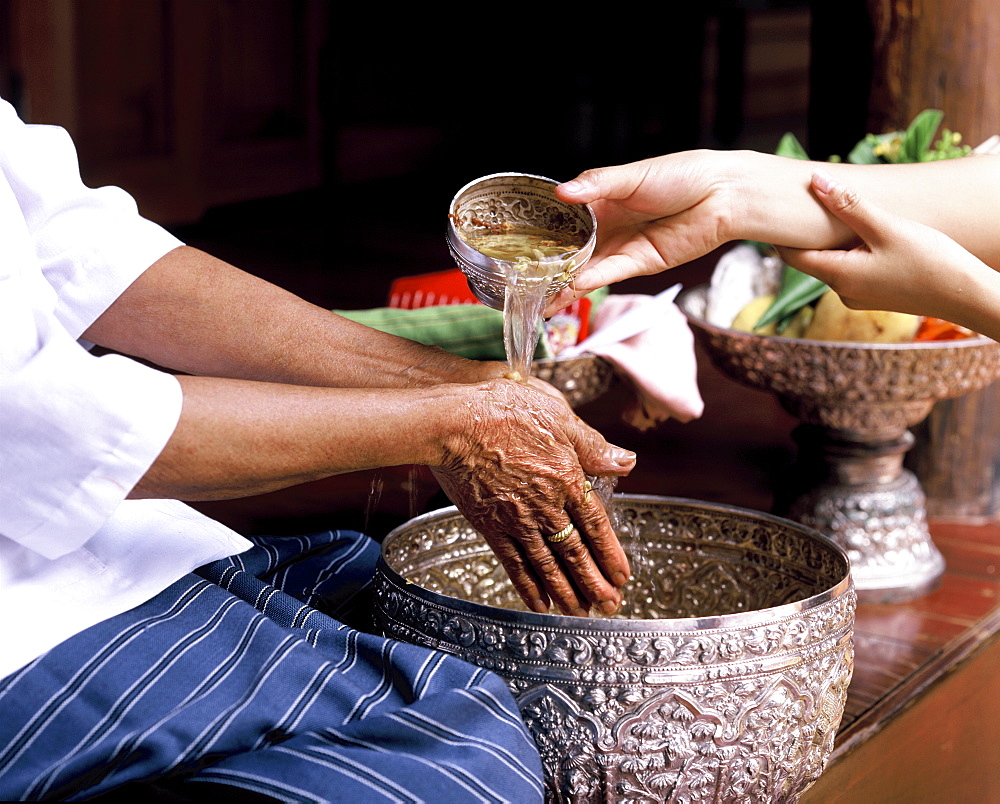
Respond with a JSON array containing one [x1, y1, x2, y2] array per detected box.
[[0, 99, 251, 679]]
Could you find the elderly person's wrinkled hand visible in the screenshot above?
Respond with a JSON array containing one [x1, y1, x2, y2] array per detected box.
[[431, 377, 636, 617]]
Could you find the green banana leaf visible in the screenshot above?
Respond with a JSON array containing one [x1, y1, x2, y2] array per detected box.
[[903, 109, 944, 162]]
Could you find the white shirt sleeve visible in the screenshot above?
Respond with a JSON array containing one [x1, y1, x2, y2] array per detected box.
[[0, 99, 186, 558], [0, 99, 184, 337]]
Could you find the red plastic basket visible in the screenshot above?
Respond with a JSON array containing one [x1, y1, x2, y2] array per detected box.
[[387, 268, 591, 342]]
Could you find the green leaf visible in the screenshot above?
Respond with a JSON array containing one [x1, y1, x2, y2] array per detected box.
[[846, 133, 889, 164], [775, 132, 810, 160], [754, 265, 828, 330], [901, 109, 944, 163]]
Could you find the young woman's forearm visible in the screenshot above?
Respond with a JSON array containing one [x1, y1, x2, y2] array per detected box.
[[734, 152, 1000, 267], [938, 255, 1000, 342]]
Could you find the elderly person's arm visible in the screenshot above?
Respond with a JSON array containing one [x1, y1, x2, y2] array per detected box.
[[84, 245, 508, 390], [545, 150, 1000, 313], [84, 247, 635, 618]]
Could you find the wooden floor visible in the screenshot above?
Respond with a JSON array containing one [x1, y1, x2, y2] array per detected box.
[[174, 182, 1000, 800]]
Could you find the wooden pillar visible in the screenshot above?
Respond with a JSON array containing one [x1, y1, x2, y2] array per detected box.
[[864, 0, 1000, 521], [866, 0, 1000, 144]]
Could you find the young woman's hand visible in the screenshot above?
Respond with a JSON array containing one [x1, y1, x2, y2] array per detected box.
[[777, 170, 1000, 341]]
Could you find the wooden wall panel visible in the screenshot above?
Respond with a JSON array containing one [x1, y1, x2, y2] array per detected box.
[[5, 0, 327, 225], [73, 0, 172, 163]]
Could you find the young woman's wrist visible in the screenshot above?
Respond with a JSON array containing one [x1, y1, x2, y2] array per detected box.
[[949, 257, 1000, 342], [703, 150, 759, 243], [733, 151, 849, 250]]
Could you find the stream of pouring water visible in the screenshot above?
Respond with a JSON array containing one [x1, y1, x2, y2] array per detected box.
[[363, 473, 385, 536], [499, 260, 649, 617], [590, 476, 650, 619], [500, 259, 560, 380]]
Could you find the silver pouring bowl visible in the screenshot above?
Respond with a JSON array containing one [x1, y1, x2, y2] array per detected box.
[[374, 495, 856, 803], [447, 172, 597, 310]]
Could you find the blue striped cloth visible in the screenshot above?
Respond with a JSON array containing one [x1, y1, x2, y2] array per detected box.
[[0, 531, 544, 803]]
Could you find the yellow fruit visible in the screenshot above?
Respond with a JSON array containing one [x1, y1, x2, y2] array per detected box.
[[731, 295, 815, 338], [731, 295, 778, 334], [803, 290, 920, 343]]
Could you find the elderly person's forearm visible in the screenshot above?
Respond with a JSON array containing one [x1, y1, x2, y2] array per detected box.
[[84, 246, 507, 390], [133, 374, 635, 617], [130, 375, 470, 499]]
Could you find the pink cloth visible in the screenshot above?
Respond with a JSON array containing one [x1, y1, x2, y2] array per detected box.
[[589, 294, 704, 431]]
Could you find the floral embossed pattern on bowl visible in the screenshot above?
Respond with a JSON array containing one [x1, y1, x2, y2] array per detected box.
[[679, 286, 999, 439], [679, 284, 999, 602], [375, 495, 855, 803], [446, 173, 597, 311], [532, 354, 614, 409]]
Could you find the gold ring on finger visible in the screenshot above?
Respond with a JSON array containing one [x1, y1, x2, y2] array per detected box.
[[545, 523, 575, 543]]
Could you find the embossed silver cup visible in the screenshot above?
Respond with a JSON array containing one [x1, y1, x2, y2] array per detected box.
[[679, 284, 1000, 603], [375, 495, 856, 803], [446, 173, 597, 310]]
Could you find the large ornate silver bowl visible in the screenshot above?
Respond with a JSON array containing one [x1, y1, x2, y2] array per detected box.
[[375, 495, 855, 803], [679, 284, 1000, 602], [447, 173, 597, 310]]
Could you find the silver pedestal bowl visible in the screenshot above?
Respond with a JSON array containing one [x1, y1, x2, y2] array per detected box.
[[679, 285, 1000, 603], [375, 495, 855, 803]]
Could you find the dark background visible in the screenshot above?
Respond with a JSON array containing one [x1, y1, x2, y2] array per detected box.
[[2, 1, 874, 248]]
